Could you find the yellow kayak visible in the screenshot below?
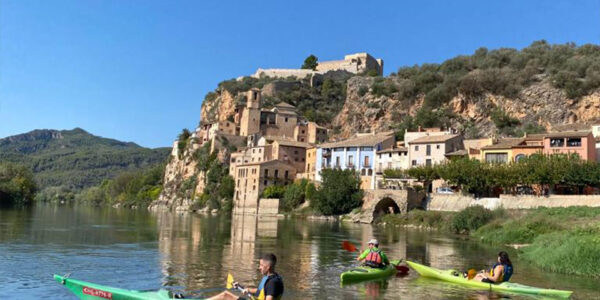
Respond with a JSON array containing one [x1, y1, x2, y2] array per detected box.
[[407, 261, 572, 298]]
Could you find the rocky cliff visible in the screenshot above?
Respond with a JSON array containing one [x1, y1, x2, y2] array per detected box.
[[334, 77, 600, 139]]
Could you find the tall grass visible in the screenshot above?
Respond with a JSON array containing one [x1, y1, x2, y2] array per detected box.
[[521, 227, 600, 277], [473, 215, 564, 244]]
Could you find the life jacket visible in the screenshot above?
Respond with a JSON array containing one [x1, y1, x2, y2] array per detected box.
[[365, 249, 384, 268], [489, 263, 513, 283], [256, 274, 283, 300], [255, 276, 268, 298]]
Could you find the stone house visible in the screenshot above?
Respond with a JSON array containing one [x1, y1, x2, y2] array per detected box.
[[232, 160, 297, 215]]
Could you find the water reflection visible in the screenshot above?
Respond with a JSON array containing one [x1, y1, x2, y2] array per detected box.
[[0, 206, 594, 299]]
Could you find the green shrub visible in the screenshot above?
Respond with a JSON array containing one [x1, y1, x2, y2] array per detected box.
[[312, 168, 363, 215], [451, 205, 494, 233], [358, 86, 369, 97], [262, 185, 286, 199]]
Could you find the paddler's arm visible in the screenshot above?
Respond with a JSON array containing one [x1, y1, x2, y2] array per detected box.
[[381, 252, 390, 265], [241, 287, 258, 295], [356, 249, 369, 261]]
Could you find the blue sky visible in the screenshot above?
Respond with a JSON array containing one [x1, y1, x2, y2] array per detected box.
[[1, 0, 599, 148]]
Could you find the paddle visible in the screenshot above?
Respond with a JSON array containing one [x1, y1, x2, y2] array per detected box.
[[396, 265, 410, 275], [226, 273, 258, 300], [342, 240, 359, 252]]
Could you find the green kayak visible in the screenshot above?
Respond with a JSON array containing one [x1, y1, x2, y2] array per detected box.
[[406, 261, 573, 298], [340, 259, 402, 284], [54, 274, 204, 300]]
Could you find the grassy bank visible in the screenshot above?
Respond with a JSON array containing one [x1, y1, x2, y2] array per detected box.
[[378, 206, 600, 277], [473, 206, 600, 277]]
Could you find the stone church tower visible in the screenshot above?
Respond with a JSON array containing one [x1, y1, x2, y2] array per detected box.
[[239, 88, 261, 136]]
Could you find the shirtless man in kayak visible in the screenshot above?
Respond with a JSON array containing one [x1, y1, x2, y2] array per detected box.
[[210, 253, 284, 300]]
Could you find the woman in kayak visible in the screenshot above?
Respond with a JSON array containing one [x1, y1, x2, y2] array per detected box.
[[473, 251, 514, 283]]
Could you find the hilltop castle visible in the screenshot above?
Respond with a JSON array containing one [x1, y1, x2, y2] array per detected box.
[[251, 52, 384, 79]]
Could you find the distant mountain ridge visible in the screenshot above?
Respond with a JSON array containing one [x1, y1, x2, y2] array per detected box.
[[0, 128, 169, 190]]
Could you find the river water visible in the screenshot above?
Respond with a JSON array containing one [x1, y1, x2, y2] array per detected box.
[[0, 204, 597, 299]]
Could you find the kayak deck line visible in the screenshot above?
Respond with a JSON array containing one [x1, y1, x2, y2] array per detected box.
[[406, 261, 573, 298]]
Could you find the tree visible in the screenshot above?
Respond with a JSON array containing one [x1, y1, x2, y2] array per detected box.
[[282, 180, 308, 211], [406, 164, 440, 192], [0, 162, 37, 206], [312, 169, 363, 215], [301, 54, 318, 70]]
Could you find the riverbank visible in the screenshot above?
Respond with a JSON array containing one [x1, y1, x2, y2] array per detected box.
[[378, 206, 600, 277]]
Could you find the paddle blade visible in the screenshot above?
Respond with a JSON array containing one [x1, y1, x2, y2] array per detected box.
[[226, 273, 234, 289], [342, 241, 358, 252], [396, 265, 410, 274]]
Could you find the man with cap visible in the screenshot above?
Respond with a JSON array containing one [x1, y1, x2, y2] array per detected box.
[[357, 239, 390, 268]]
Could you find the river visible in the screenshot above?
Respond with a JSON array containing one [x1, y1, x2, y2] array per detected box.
[[0, 205, 597, 299]]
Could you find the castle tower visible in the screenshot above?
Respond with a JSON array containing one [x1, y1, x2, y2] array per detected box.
[[240, 88, 262, 137]]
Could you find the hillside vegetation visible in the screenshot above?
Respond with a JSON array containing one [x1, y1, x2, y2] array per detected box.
[[0, 128, 169, 203]]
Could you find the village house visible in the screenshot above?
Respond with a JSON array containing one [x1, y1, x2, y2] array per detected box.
[[315, 132, 395, 190], [233, 160, 297, 215], [375, 146, 409, 173], [543, 131, 596, 161], [462, 138, 494, 160], [407, 134, 464, 167], [298, 146, 317, 181], [404, 127, 455, 145]]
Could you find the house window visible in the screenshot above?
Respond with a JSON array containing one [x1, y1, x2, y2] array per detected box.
[[285, 117, 288, 122], [264, 180, 268, 185], [412, 160, 417, 166], [302, 130, 305, 134], [264, 169, 269, 177], [567, 138, 582, 147], [348, 155, 354, 167], [253, 185, 256, 191], [550, 138, 564, 147], [426, 145, 431, 156], [364, 156, 370, 167], [300, 138, 304, 142], [294, 150, 298, 154], [426, 159, 432, 167], [485, 153, 508, 163], [274, 169, 279, 178], [336, 157, 340, 167], [415, 145, 419, 151], [284, 170, 289, 179], [389, 153, 392, 158], [436, 145, 440, 149]]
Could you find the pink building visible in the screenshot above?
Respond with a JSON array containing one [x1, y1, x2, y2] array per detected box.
[[543, 131, 596, 161]]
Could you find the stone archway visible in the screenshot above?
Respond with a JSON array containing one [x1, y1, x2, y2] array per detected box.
[[372, 197, 401, 220]]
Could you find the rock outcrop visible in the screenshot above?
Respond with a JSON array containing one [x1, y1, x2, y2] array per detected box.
[[333, 78, 600, 139]]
